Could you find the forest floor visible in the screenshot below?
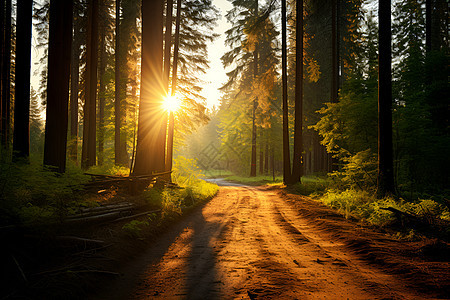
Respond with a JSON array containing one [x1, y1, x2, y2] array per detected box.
[[90, 183, 449, 300]]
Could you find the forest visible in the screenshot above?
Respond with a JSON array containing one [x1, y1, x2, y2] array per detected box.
[[0, 0, 449, 299]]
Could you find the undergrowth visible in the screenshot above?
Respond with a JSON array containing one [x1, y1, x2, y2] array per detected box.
[[223, 175, 283, 185], [0, 156, 92, 227], [125, 156, 219, 238], [0, 156, 134, 228], [287, 175, 449, 240]]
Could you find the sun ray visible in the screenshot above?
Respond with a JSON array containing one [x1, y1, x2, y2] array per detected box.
[[163, 94, 181, 112]]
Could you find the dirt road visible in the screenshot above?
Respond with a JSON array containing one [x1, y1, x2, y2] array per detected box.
[[93, 185, 448, 299]]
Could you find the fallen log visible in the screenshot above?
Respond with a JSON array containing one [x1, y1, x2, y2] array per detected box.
[[72, 203, 135, 219], [106, 209, 162, 224], [55, 236, 105, 245], [64, 211, 122, 225]]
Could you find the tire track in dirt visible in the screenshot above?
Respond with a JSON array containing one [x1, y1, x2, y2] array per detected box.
[[91, 185, 444, 300]]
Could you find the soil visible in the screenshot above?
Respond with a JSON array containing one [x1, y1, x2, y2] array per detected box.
[[91, 184, 450, 300]]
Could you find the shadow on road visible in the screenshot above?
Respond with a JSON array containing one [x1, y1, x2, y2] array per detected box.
[[185, 209, 221, 299]]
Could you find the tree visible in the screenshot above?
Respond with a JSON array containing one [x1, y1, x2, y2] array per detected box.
[[250, 0, 258, 177], [114, 0, 125, 165], [132, 0, 165, 175], [13, 0, 33, 160], [81, 0, 99, 169], [29, 88, 44, 153], [291, 0, 303, 183], [98, 0, 114, 166], [281, 0, 291, 184], [69, 1, 83, 163], [165, 0, 182, 182], [43, 0, 73, 172], [377, 0, 395, 197], [1, 0, 12, 147], [329, 0, 340, 172]]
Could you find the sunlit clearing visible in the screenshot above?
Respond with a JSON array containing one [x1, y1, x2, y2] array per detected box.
[[163, 94, 181, 112]]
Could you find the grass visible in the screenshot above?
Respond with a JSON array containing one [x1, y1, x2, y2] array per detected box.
[[283, 175, 450, 240], [223, 175, 283, 186]]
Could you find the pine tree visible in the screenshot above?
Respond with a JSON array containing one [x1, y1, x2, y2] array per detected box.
[[29, 88, 44, 153], [13, 0, 33, 160], [69, 0, 84, 163], [377, 0, 395, 197], [81, 0, 99, 169], [43, 0, 73, 172], [132, 0, 165, 176], [98, 0, 114, 166], [291, 0, 303, 184], [1, 0, 12, 148], [281, 0, 291, 183]]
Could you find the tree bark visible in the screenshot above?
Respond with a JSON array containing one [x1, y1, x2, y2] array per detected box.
[[13, 0, 33, 160], [160, 0, 174, 179], [281, 0, 291, 184], [163, 0, 173, 92], [132, 0, 165, 176], [377, 0, 395, 197], [1, 0, 11, 148], [292, 0, 303, 184], [43, 0, 73, 172], [329, 0, 339, 172], [81, 0, 99, 169], [425, 0, 432, 53], [114, 0, 123, 165], [0, 0, 4, 145], [250, 0, 258, 178], [264, 142, 269, 175], [165, 0, 182, 182], [69, 6, 81, 163], [98, 2, 107, 166], [259, 145, 263, 175]]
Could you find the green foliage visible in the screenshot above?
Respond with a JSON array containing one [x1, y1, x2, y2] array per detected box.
[[312, 4, 449, 198], [87, 164, 130, 177], [172, 156, 204, 186], [142, 156, 219, 218], [320, 189, 449, 229], [224, 175, 282, 186], [0, 156, 90, 226], [290, 175, 330, 197], [331, 149, 377, 191], [122, 220, 149, 238]]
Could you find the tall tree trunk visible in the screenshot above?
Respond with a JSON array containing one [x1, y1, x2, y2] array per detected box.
[[259, 145, 263, 175], [81, 0, 99, 169], [98, 5, 107, 166], [165, 0, 182, 181], [250, 0, 258, 177], [264, 141, 268, 175], [69, 7, 81, 163], [13, 0, 33, 160], [0, 0, 4, 147], [1, 0, 11, 148], [291, 0, 303, 183], [425, 0, 432, 53], [43, 0, 73, 172], [163, 0, 173, 92], [132, 0, 165, 176], [331, 0, 339, 104], [160, 0, 173, 178], [377, 0, 395, 197], [329, 0, 339, 172], [114, 0, 123, 165], [281, 0, 291, 184]]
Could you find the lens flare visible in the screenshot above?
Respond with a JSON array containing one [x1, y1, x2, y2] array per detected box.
[[163, 94, 181, 112]]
